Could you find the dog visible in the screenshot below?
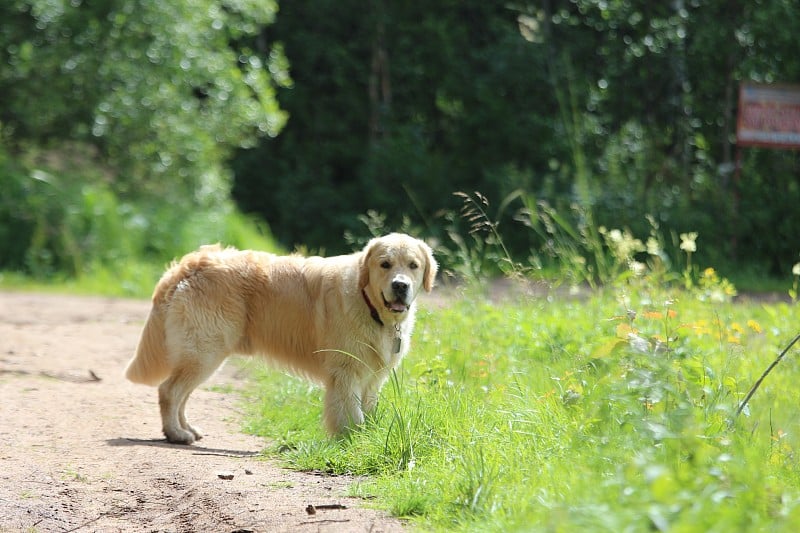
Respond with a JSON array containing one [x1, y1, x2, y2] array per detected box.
[[125, 233, 437, 444]]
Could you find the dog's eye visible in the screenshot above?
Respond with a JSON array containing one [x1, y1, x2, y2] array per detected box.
[[380, 261, 391, 269], [409, 261, 419, 270]]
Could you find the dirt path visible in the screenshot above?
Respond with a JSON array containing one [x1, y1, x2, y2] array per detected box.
[[0, 292, 405, 533]]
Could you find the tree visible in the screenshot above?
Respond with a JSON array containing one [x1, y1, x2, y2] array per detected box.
[[0, 0, 290, 273], [232, 1, 557, 252], [0, 0, 290, 205]]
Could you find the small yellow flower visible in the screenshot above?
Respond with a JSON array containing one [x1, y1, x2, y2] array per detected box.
[[747, 320, 763, 333], [691, 319, 711, 336]]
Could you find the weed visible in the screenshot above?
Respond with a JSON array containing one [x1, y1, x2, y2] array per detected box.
[[436, 191, 526, 281], [62, 468, 88, 483], [453, 446, 499, 515], [381, 374, 422, 473]]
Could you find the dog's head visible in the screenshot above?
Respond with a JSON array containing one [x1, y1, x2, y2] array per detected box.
[[358, 233, 437, 320]]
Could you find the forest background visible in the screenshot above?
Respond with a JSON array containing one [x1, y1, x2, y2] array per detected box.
[[1, 0, 799, 292]]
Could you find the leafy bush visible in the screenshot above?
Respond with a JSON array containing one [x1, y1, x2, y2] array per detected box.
[[0, 0, 289, 204], [0, 145, 280, 296]]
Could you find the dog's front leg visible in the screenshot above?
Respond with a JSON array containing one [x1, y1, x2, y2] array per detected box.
[[361, 370, 389, 415], [323, 378, 364, 435]]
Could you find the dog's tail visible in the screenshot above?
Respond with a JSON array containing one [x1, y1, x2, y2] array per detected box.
[[124, 266, 180, 386], [126, 245, 224, 386]]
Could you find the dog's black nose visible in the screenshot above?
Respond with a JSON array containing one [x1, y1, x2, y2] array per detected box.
[[392, 279, 409, 297]]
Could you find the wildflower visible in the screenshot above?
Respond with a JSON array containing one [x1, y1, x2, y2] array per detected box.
[[646, 237, 661, 256], [688, 319, 711, 337], [696, 265, 737, 302], [605, 228, 644, 261], [630, 261, 647, 276], [793, 263, 800, 276], [772, 429, 787, 442], [747, 320, 763, 333], [680, 232, 698, 253]]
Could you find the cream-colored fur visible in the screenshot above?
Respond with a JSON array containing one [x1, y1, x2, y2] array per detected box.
[[125, 233, 437, 444]]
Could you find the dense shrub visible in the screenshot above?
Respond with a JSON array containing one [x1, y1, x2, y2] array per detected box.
[[0, 145, 279, 291]]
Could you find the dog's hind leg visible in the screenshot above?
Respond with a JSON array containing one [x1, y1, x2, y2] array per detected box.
[[159, 354, 225, 444]]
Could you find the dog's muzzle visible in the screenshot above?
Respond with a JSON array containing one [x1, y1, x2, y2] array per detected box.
[[383, 275, 412, 313]]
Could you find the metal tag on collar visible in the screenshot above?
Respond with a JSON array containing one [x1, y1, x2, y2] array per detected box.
[[393, 324, 401, 354]]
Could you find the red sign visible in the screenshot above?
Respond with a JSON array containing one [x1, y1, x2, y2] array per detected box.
[[737, 82, 800, 149]]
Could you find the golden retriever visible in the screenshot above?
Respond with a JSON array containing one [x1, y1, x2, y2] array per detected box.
[[125, 233, 437, 444]]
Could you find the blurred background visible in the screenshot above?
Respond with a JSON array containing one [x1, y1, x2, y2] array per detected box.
[[1, 0, 798, 295]]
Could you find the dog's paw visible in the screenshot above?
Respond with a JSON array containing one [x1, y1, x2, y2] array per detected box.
[[164, 427, 197, 445], [186, 424, 204, 441]]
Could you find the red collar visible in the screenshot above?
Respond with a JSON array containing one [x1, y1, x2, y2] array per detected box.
[[362, 289, 384, 326]]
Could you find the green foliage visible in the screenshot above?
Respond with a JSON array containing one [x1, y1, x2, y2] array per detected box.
[[244, 290, 800, 531], [0, 144, 280, 297], [0, 0, 289, 291], [230, 0, 800, 276], [5, 0, 800, 284], [231, 1, 556, 252], [440, 190, 742, 304], [0, 0, 288, 206], [0, 0, 290, 172], [242, 202, 800, 530]]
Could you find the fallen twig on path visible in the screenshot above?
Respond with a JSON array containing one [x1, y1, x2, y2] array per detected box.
[[306, 503, 348, 515]]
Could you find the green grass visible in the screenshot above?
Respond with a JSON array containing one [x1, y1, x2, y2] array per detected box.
[[243, 285, 800, 531]]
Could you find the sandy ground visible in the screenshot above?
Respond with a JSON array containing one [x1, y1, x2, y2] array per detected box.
[[0, 291, 406, 533]]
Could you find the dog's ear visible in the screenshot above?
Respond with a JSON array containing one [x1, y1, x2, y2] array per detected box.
[[419, 241, 438, 293], [358, 240, 375, 290]]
